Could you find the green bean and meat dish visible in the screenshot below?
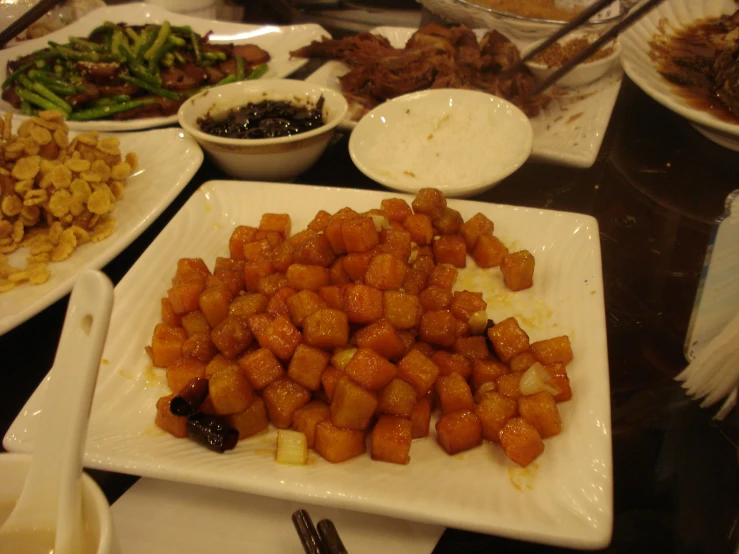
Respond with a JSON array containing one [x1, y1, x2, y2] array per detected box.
[[1, 21, 271, 121]]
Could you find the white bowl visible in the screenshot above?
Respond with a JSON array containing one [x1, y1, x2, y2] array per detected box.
[[524, 36, 622, 88], [0, 453, 120, 554], [178, 79, 348, 181], [348, 89, 533, 197]]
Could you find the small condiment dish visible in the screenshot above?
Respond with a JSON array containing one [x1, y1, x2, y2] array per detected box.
[[0, 453, 119, 554], [178, 79, 348, 181], [348, 89, 533, 197], [524, 35, 622, 88]]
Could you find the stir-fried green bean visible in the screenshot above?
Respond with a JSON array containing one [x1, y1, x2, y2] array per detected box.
[[67, 99, 152, 121], [16, 88, 65, 113], [120, 74, 179, 100]]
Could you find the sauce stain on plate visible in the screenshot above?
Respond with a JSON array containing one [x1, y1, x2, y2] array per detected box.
[[508, 462, 539, 491]]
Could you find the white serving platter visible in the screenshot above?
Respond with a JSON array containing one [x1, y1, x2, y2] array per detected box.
[[0, 3, 328, 131], [305, 26, 623, 168], [5, 180, 613, 549], [0, 122, 203, 336]]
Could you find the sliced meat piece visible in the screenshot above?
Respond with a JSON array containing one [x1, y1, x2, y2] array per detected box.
[[76, 61, 123, 85], [182, 63, 208, 87], [2, 85, 21, 109], [111, 97, 182, 120], [97, 82, 140, 97], [218, 58, 237, 77], [161, 67, 199, 91], [232, 44, 270, 65], [480, 30, 520, 72], [66, 82, 100, 107], [204, 65, 225, 84]]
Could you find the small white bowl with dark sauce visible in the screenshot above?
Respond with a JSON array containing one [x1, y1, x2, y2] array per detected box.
[[178, 79, 348, 181]]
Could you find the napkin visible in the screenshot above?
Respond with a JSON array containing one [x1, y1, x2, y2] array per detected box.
[[112, 478, 445, 554], [676, 309, 739, 421]]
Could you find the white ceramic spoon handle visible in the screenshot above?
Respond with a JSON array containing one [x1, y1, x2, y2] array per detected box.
[[13, 270, 113, 552]]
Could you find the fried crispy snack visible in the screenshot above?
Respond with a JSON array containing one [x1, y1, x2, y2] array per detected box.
[[0, 110, 138, 292]]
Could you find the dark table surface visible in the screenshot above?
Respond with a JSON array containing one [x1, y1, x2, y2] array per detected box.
[[1, 12, 739, 554]]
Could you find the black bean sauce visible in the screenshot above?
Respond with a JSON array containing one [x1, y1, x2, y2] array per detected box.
[[198, 96, 326, 139]]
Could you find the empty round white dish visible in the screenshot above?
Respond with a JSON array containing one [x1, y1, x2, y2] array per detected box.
[[349, 89, 533, 197]]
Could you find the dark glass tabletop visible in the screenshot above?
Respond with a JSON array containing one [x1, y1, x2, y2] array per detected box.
[[1, 10, 737, 554]]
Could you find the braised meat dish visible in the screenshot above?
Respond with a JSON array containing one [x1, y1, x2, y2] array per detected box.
[[291, 24, 550, 119]]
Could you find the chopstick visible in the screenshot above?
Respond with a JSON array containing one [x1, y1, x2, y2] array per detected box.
[[529, 0, 667, 95], [0, 0, 65, 48], [507, 0, 618, 74], [292, 510, 349, 554]]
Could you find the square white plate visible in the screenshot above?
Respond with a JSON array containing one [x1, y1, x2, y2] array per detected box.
[[305, 26, 623, 168], [0, 3, 329, 131], [0, 124, 203, 336], [5, 181, 613, 549]]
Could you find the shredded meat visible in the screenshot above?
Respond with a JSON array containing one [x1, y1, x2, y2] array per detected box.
[[290, 24, 549, 118]]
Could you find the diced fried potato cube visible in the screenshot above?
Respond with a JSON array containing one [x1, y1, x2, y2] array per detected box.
[[246, 313, 274, 343], [258, 315, 302, 361], [397, 349, 440, 397], [294, 235, 336, 267], [419, 310, 456, 347], [288, 344, 330, 391], [411, 396, 431, 438], [530, 336, 574, 366], [341, 217, 379, 253], [378, 378, 417, 417], [160, 298, 181, 327], [308, 210, 331, 232], [342, 252, 372, 282], [319, 285, 345, 310], [259, 213, 291, 238], [402, 213, 433, 245], [266, 287, 296, 318], [378, 228, 412, 261], [168, 277, 206, 315], [226, 397, 269, 439], [243, 261, 274, 292], [321, 366, 343, 401], [450, 290, 487, 321], [324, 207, 359, 254], [413, 255, 436, 275], [402, 268, 427, 295], [433, 235, 466, 268], [344, 348, 397, 391], [453, 336, 490, 361], [287, 228, 319, 247], [229, 225, 258, 260], [286, 290, 327, 328], [475, 392, 518, 442], [314, 420, 366, 463], [431, 351, 472, 379], [255, 230, 283, 248], [262, 377, 311, 429], [498, 417, 544, 467], [518, 391, 561, 438], [214, 257, 246, 295], [292, 400, 331, 448], [199, 284, 233, 328], [211, 315, 253, 359], [209, 367, 254, 415], [472, 359, 509, 389], [487, 317, 530, 362], [435, 410, 482, 455], [286, 263, 330, 290], [182, 332, 216, 363], [173, 258, 211, 284], [427, 264, 457, 290], [460, 213, 494, 250], [435, 372, 474, 414], [155, 394, 187, 438], [238, 347, 284, 390], [418, 285, 451, 311], [545, 362, 572, 402], [500, 250, 535, 291], [472, 235, 508, 268], [303, 308, 350, 349], [412, 188, 446, 220], [205, 353, 239, 378], [343, 283, 383, 324], [229, 293, 268, 318], [243, 239, 272, 263], [509, 351, 537, 373], [433, 207, 463, 235], [371, 415, 412, 464], [151, 324, 187, 368], [354, 319, 405, 360], [383, 290, 421, 330], [411, 342, 434, 358], [496, 372, 523, 399], [181, 310, 210, 337], [166, 358, 206, 393], [330, 376, 378, 430], [381, 197, 413, 222], [365, 253, 407, 290], [270, 241, 295, 273], [257, 273, 289, 297]]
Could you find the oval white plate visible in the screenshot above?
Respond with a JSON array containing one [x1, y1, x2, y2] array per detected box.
[[0, 3, 328, 132], [349, 89, 533, 197], [620, 0, 739, 149]]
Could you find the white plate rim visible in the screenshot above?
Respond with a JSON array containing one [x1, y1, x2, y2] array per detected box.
[[0, 3, 329, 132], [5, 180, 613, 548], [0, 127, 204, 336]]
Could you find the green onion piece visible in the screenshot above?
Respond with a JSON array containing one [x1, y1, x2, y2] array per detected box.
[[2, 54, 52, 88], [171, 25, 192, 34], [161, 51, 175, 68], [110, 29, 125, 57], [70, 37, 104, 52], [173, 50, 186, 65], [124, 27, 139, 43], [235, 55, 245, 80], [30, 82, 72, 113], [190, 30, 202, 65], [67, 99, 152, 121], [245, 63, 268, 80], [167, 35, 186, 48], [215, 74, 237, 86], [52, 45, 100, 62], [202, 51, 227, 61], [144, 21, 171, 61], [120, 74, 179, 100], [17, 73, 33, 90]]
